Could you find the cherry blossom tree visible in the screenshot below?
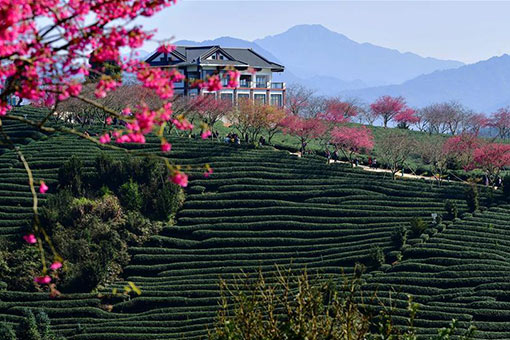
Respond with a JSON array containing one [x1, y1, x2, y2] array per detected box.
[[462, 113, 489, 137], [370, 96, 412, 128], [470, 143, 510, 185], [490, 107, 510, 139], [443, 133, 480, 170], [394, 108, 419, 129], [0, 0, 239, 289], [281, 114, 327, 155], [330, 126, 373, 165], [189, 95, 232, 130], [228, 98, 267, 143]]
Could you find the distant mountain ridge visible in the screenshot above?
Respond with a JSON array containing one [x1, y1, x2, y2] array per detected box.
[[254, 24, 463, 86], [175, 24, 463, 95], [342, 54, 510, 112]]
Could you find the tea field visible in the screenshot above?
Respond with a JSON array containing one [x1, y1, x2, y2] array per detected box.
[[0, 109, 509, 339]]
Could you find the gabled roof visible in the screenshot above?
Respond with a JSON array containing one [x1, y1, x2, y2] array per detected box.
[[145, 45, 284, 72]]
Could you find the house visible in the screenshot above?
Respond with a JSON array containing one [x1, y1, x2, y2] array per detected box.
[[145, 45, 286, 107]]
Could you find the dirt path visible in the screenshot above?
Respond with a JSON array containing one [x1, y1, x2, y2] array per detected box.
[[289, 151, 458, 183]]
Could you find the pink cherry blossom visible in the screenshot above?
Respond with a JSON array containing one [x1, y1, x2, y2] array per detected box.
[[106, 117, 113, 125], [39, 181, 48, 194], [99, 133, 111, 144], [34, 276, 51, 284], [50, 261, 62, 271], [23, 234, 37, 244], [171, 172, 188, 187], [161, 140, 172, 152], [204, 167, 213, 178], [201, 130, 212, 139], [157, 44, 175, 53]]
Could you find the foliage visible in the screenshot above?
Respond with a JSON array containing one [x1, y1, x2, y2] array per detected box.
[[391, 225, 408, 249], [410, 217, 428, 236], [119, 180, 143, 212], [503, 175, 510, 200], [369, 246, 386, 268], [444, 200, 458, 220], [465, 184, 479, 213], [209, 268, 371, 340], [58, 156, 84, 196], [281, 114, 327, 153]]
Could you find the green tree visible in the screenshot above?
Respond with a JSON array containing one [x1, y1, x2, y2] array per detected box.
[[466, 184, 479, 213]]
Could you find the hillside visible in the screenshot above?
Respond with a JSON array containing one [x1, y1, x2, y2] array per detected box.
[[1, 108, 510, 339], [343, 54, 510, 112]]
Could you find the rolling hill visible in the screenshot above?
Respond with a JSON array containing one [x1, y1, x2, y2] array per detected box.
[[343, 54, 510, 112], [1, 108, 510, 339]]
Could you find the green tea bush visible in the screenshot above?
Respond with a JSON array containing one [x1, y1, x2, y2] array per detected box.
[[391, 225, 408, 249], [465, 184, 479, 213], [444, 200, 458, 220], [119, 180, 142, 212], [410, 217, 428, 236], [58, 156, 84, 196]]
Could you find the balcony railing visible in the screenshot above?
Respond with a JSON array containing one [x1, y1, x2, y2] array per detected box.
[[271, 82, 284, 89], [235, 81, 286, 89]]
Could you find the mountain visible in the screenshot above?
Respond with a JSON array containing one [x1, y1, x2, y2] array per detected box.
[[254, 24, 463, 86], [342, 54, 510, 112]]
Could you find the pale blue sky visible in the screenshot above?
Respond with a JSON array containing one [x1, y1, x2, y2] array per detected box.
[[135, 1, 510, 64]]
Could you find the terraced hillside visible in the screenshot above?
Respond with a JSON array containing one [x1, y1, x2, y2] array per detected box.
[[0, 116, 507, 339], [365, 205, 510, 339]]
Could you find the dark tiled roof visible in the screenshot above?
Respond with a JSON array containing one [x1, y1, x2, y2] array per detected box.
[[146, 45, 284, 71]]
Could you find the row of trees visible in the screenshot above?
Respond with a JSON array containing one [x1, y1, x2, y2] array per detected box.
[[285, 84, 510, 139]]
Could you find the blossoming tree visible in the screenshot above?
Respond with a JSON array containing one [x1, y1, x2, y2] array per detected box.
[[0, 0, 238, 290], [280, 115, 327, 155], [330, 126, 374, 164], [370, 96, 413, 128]]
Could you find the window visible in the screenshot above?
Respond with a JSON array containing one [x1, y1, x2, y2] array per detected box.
[[256, 75, 267, 88], [270, 94, 282, 107], [254, 94, 266, 104]]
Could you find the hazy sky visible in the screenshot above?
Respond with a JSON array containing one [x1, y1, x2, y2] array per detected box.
[[135, 1, 510, 64]]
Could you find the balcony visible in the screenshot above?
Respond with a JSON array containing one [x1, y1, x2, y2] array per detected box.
[[238, 81, 252, 88], [271, 82, 285, 89]]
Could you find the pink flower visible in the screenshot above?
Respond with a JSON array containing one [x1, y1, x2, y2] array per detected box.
[[161, 140, 172, 152], [99, 133, 111, 144], [50, 261, 62, 271], [106, 117, 113, 125], [39, 181, 48, 194], [171, 172, 188, 187], [23, 234, 37, 244], [200, 75, 222, 92], [34, 276, 51, 285], [157, 44, 175, 54], [201, 130, 212, 139], [204, 167, 213, 178]]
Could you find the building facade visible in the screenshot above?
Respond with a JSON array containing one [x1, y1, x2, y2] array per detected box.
[[145, 46, 286, 107]]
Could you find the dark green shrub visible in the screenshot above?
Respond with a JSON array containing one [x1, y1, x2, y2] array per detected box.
[[0, 322, 16, 340], [444, 200, 458, 220], [119, 180, 142, 211], [152, 182, 185, 221], [58, 156, 84, 195], [503, 175, 510, 200], [189, 185, 206, 194], [410, 217, 428, 236], [17, 310, 40, 340], [465, 184, 479, 212], [368, 246, 385, 268], [391, 225, 408, 249]]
